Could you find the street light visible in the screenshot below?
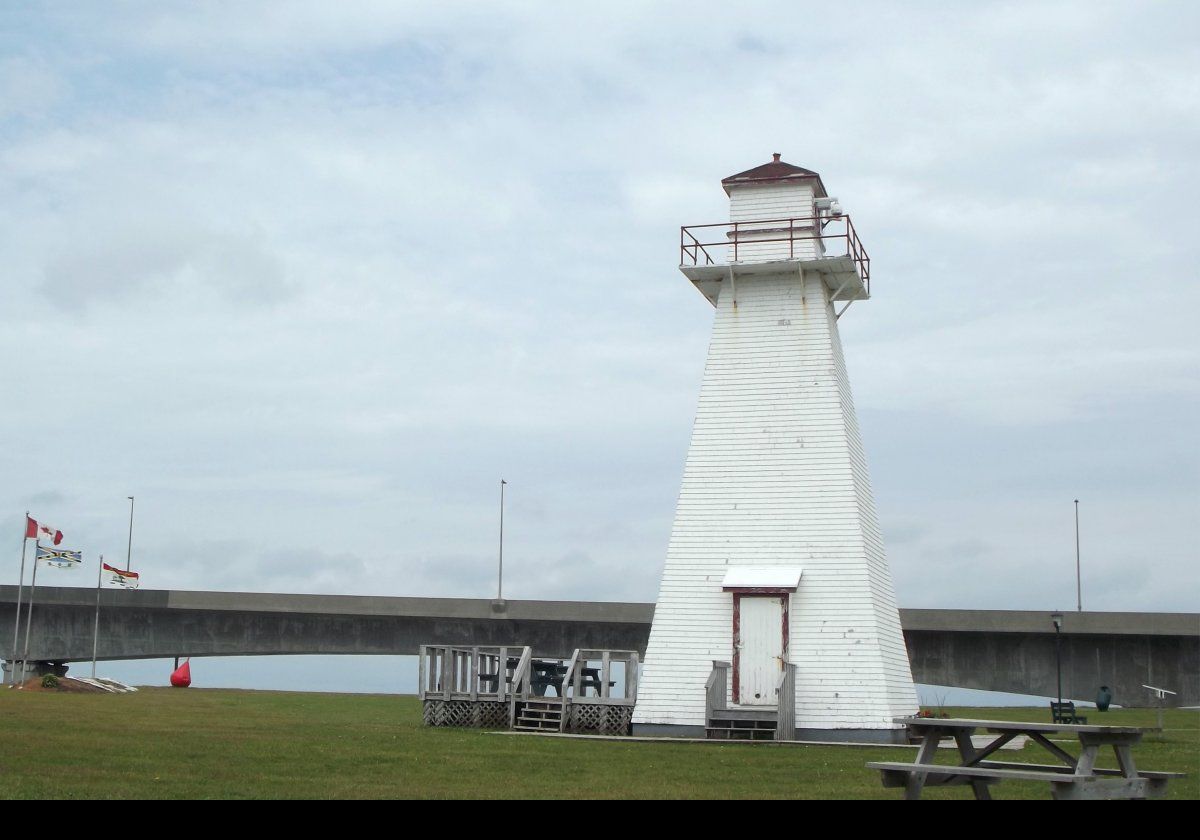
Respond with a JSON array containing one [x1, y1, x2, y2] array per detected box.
[[496, 479, 506, 602], [1074, 500, 1082, 612], [1051, 612, 1064, 708]]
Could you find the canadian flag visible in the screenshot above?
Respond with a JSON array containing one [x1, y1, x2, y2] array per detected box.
[[25, 516, 63, 545]]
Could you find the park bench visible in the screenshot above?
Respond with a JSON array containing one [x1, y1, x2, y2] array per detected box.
[[1050, 701, 1088, 724], [871, 761, 1182, 800], [867, 717, 1186, 800]]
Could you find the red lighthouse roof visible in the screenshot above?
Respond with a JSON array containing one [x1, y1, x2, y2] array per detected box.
[[721, 153, 828, 197]]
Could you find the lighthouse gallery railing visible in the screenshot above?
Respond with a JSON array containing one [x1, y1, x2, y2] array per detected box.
[[680, 214, 870, 295]]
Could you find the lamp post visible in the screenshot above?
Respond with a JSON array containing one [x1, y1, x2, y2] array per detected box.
[[1074, 500, 1082, 612], [497, 479, 506, 601], [1051, 612, 1064, 708]]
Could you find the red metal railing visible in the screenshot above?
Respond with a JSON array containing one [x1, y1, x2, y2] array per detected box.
[[680, 214, 870, 295]]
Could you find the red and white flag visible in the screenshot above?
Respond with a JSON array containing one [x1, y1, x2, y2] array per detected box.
[[102, 563, 139, 589], [25, 516, 63, 545]]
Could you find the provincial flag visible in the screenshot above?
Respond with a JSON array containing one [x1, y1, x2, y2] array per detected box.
[[102, 563, 140, 589], [25, 516, 63, 545], [36, 546, 83, 569]]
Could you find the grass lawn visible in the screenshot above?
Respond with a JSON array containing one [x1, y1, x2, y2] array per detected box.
[[1, 688, 1195, 799]]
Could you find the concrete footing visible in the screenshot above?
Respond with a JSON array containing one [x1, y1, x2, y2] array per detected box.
[[631, 722, 909, 744]]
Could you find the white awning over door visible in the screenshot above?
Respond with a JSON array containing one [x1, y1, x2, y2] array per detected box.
[[721, 567, 804, 591]]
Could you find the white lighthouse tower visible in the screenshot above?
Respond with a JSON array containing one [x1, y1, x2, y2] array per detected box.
[[632, 155, 918, 742]]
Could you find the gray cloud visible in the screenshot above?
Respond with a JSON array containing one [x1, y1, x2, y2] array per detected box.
[[22, 491, 68, 508], [0, 2, 1195, 619], [0, 54, 66, 120], [40, 227, 292, 312]]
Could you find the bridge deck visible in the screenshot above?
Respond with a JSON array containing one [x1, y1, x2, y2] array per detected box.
[[2, 587, 1196, 705]]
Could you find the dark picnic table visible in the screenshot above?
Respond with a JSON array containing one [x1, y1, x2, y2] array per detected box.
[[477, 659, 614, 697], [868, 717, 1185, 800]]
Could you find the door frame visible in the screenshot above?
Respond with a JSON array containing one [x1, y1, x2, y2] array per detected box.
[[728, 588, 790, 705]]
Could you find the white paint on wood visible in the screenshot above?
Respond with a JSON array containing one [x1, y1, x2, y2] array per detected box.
[[721, 567, 803, 589], [726, 183, 823, 262], [633, 173, 917, 732], [739, 596, 783, 705]]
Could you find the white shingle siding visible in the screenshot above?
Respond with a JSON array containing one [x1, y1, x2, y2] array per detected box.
[[634, 179, 916, 731], [726, 183, 824, 262]]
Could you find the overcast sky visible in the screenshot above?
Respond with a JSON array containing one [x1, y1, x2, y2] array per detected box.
[[3, 1, 1197, 629]]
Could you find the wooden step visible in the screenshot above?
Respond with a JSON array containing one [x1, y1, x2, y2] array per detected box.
[[712, 707, 778, 721], [700, 720, 777, 729], [707, 720, 777, 730], [706, 728, 777, 741], [512, 699, 564, 732], [706, 715, 778, 741]]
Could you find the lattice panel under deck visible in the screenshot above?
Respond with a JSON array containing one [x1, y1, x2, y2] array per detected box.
[[566, 704, 633, 736], [423, 700, 508, 729]]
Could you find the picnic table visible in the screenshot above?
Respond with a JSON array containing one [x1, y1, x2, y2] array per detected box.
[[476, 658, 561, 694], [868, 717, 1185, 800], [531, 661, 567, 696], [476, 659, 613, 697]]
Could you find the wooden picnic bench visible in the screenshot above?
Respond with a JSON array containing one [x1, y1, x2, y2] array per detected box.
[[1050, 701, 1088, 724], [867, 717, 1185, 800], [578, 666, 616, 696], [475, 656, 520, 694], [478, 658, 567, 695]]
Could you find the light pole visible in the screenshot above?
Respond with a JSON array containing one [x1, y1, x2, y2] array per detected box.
[[1051, 612, 1064, 708], [1074, 499, 1082, 613], [497, 480, 506, 601]]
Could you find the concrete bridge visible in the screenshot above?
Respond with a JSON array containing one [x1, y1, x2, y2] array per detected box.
[[3, 586, 1196, 706]]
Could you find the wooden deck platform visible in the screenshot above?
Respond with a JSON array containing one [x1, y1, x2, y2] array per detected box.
[[419, 645, 639, 736]]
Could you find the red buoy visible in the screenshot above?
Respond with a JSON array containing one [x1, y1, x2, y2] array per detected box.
[[170, 659, 192, 688]]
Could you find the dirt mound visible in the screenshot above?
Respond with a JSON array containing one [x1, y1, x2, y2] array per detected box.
[[14, 677, 109, 694]]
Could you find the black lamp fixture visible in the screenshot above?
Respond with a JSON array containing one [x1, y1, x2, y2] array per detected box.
[[1051, 612, 1064, 708]]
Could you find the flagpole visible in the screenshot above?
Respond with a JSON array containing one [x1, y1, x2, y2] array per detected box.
[[92, 554, 104, 680], [125, 496, 134, 573], [17, 539, 41, 688], [9, 512, 29, 687]]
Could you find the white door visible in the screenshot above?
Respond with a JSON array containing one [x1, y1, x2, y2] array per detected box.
[[738, 596, 784, 706]]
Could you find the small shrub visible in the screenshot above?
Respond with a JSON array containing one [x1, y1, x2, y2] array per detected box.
[[41, 674, 60, 689]]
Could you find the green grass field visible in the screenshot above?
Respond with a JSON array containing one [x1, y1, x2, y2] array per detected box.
[[1, 688, 1195, 799]]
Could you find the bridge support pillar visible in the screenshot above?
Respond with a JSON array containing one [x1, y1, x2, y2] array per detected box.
[[3, 660, 69, 685]]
